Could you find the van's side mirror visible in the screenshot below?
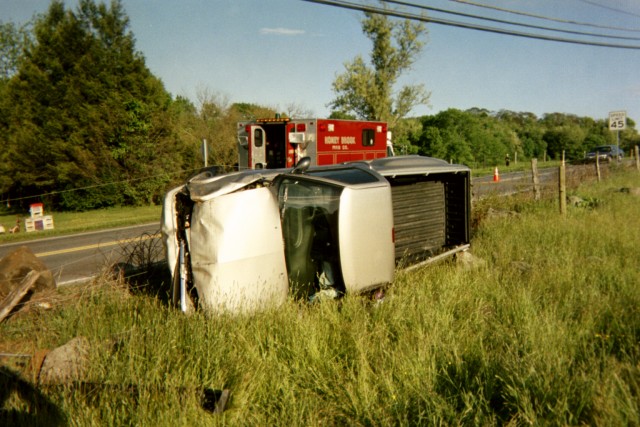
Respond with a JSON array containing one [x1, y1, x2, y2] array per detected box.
[[292, 157, 311, 174]]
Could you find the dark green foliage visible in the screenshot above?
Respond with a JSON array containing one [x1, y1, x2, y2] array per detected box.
[[328, 110, 357, 120], [0, 0, 176, 211], [0, 20, 30, 82], [407, 108, 638, 166], [415, 108, 515, 167]]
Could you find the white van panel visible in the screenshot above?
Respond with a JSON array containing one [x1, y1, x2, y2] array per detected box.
[[338, 185, 395, 293]]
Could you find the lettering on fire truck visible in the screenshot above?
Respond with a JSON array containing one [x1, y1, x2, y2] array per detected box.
[[324, 136, 356, 145]]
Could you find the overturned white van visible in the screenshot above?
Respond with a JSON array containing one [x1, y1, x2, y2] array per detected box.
[[161, 156, 471, 314]]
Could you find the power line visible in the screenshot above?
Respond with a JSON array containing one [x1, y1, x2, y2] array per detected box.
[[301, 0, 640, 49], [384, 0, 640, 41], [576, 0, 640, 20], [449, 0, 640, 33]]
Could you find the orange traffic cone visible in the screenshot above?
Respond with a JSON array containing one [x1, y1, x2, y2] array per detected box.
[[493, 167, 500, 182]]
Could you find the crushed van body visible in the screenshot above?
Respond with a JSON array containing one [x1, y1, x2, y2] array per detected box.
[[161, 156, 471, 315]]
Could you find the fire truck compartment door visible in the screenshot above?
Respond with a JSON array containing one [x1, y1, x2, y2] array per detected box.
[[250, 126, 266, 168], [189, 186, 289, 314]]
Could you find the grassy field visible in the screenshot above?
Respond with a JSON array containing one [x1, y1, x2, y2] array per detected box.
[[0, 205, 161, 244], [1, 168, 639, 425]]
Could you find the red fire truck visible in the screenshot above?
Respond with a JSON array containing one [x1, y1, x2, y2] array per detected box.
[[237, 117, 392, 170]]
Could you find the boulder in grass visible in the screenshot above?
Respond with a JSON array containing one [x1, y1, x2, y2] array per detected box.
[[0, 246, 56, 299], [38, 336, 90, 385]]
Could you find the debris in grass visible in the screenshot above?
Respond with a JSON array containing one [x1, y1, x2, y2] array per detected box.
[[456, 250, 487, 271], [568, 195, 600, 208], [0, 246, 56, 321], [484, 207, 520, 220], [201, 388, 231, 413], [510, 260, 533, 275], [0, 270, 41, 323], [619, 187, 640, 196]]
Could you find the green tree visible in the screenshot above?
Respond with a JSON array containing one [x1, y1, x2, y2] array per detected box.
[[542, 126, 586, 160], [495, 110, 546, 159], [0, 21, 30, 83], [416, 109, 515, 167], [170, 93, 279, 174], [329, 6, 429, 135], [417, 109, 473, 164], [1, 0, 176, 210], [540, 113, 588, 160], [193, 91, 271, 171], [328, 110, 356, 120], [621, 117, 640, 152], [392, 117, 421, 155], [0, 21, 31, 197]]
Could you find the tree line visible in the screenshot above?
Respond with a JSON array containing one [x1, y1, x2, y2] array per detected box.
[[0, 1, 278, 211], [1, 0, 638, 211], [406, 108, 639, 168]]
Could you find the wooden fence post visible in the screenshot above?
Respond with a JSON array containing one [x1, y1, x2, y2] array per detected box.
[[595, 154, 601, 182], [559, 152, 566, 216], [636, 145, 639, 172], [531, 158, 540, 201]]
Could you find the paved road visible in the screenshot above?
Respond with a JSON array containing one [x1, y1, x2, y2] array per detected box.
[[0, 223, 161, 285]]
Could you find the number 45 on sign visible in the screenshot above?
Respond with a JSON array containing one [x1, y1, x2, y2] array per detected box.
[[609, 111, 626, 130]]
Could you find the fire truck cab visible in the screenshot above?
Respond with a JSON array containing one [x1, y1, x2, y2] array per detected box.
[[237, 117, 391, 170]]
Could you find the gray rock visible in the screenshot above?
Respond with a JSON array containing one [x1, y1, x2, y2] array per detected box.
[[39, 336, 90, 385]]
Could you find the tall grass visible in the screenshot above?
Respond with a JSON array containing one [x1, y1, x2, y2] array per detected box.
[[1, 169, 639, 425]]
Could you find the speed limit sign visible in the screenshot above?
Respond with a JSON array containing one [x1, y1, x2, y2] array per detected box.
[[609, 111, 626, 130]]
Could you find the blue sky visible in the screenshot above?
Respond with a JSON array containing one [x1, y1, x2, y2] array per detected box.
[[3, 0, 640, 123]]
